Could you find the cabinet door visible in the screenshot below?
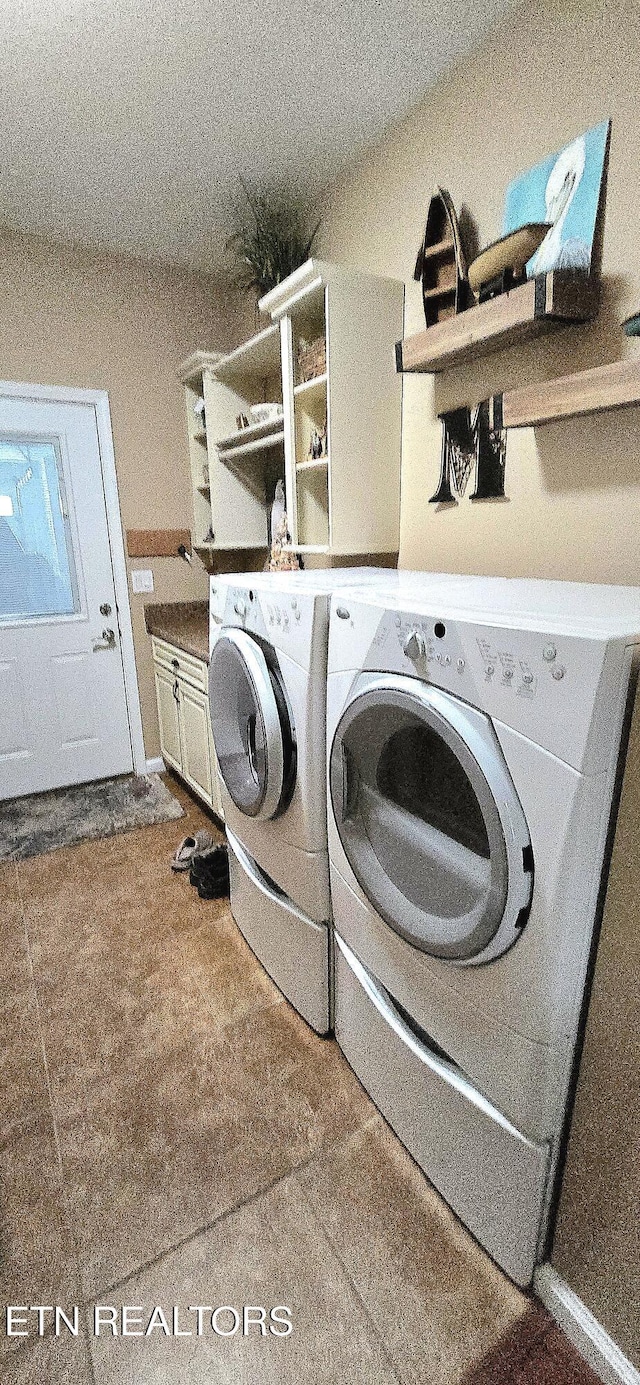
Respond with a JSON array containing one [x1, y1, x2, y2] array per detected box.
[[154, 666, 182, 771], [179, 680, 213, 807]]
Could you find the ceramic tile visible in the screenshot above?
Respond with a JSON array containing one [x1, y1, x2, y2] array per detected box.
[[0, 863, 30, 989], [462, 1304, 552, 1383], [0, 1120, 80, 1360], [89, 1178, 401, 1385], [296, 1116, 528, 1385], [180, 911, 281, 1028], [54, 992, 374, 1299], [518, 1327, 603, 1385], [0, 983, 49, 1149], [0, 1334, 93, 1383]]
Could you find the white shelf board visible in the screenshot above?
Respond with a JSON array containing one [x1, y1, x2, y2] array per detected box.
[[214, 324, 281, 384], [178, 349, 223, 385], [216, 416, 284, 452], [194, 540, 267, 553], [294, 373, 327, 399], [218, 429, 285, 465], [296, 457, 328, 473], [281, 543, 330, 554]]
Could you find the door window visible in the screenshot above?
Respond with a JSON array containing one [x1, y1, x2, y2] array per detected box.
[[209, 630, 295, 821], [0, 436, 79, 622], [331, 682, 532, 963]]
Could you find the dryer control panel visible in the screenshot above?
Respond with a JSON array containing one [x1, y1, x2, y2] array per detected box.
[[346, 605, 632, 776]]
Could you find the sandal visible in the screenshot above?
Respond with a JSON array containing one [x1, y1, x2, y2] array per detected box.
[[171, 830, 214, 872]]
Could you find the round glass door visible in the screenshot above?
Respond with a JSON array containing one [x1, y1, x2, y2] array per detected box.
[[209, 628, 295, 821], [330, 675, 533, 964]]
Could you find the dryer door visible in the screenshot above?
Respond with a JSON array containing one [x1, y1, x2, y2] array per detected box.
[[209, 628, 295, 821], [330, 674, 533, 965]]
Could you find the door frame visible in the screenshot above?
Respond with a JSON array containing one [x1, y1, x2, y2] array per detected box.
[[0, 378, 146, 775]]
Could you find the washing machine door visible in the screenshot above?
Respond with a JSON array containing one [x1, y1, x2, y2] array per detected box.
[[209, 627, 295, 821], [330, 673, 533, 965]]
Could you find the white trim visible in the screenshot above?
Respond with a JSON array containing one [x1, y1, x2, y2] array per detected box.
[[0, 378, 146, 776], [145, 756, 166, 775], [534, 1264, 640, 1385]]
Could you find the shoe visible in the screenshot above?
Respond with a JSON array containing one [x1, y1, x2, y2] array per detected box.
[[189, 843, 228, 887], [171, 830, 214, 872], [196, 868, 230, 900], [190, 844, 230, 899]]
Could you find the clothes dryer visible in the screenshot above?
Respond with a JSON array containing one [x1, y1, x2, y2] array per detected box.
[[326, 575, 640, 1282]]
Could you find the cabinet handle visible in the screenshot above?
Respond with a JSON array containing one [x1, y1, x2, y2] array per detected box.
[[173, 679, 180, 703]]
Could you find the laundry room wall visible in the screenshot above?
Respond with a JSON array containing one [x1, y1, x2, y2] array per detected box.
[[0, 228, 247, 759], [314, 0, 640, 1364]]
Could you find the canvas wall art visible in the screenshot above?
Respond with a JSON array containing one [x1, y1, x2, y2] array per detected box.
[[502, 119, 610, 277]]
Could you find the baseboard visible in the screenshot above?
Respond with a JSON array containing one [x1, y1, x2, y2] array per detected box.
[[534, 1264, 640, 1385], [145, 756, 166, 775]]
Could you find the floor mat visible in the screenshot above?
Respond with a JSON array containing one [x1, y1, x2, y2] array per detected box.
[[0, 773, 184, 861]]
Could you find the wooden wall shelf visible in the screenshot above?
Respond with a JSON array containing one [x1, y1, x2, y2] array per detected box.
[[502, 359, 640, 428], [396, 272, 599, 375]]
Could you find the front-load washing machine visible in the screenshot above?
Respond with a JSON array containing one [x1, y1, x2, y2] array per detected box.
[[326, 575, 640, 1283], [208, 567, 415, 1034]]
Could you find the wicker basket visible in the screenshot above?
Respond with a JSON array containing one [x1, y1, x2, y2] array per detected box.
[[297, 335, 326, 383]]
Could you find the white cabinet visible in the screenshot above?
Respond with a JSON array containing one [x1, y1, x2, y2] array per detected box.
[[152, 636, 223, 820], [260, 259, 404, 558]]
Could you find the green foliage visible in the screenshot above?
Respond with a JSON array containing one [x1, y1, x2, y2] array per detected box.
[[226, 180, 321, 297]]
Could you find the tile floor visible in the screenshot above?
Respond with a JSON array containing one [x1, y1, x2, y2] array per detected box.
[[0, 774, 601, 1384]]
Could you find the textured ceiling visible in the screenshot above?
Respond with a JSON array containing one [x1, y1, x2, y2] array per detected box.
[[0, 0, 515, 273]]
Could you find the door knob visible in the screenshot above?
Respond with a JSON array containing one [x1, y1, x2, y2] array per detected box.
[[92, 628, 117, 652], [100, 602, 112, 616]]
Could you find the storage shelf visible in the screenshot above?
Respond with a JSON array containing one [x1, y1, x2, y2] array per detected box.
[[296, 456, 328, 473], [423, 282, 456, 301], [421, 235, 454, 262], [294, 372, 328, 398], [217, 429, 285, 465], [397, 271, 599, 375], [281, 543, 330, 554], [216, 416, 284, 452], [502, 358, 640, 428], [214, 324, 281, 384], [194, 540, 266, 555]]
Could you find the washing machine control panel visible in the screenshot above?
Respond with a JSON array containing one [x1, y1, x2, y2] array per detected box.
[[217, 583, 318, 662], [354, 605, 618, 773]]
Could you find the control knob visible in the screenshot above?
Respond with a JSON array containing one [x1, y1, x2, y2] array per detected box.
[[403, 630, 426, 661]]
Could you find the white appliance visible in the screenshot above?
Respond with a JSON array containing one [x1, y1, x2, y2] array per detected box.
[[208, 568, 404, 1033], [326, 575, 640, 1284]]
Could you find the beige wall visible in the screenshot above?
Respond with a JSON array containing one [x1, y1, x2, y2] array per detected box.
[[0, 229, 245, 758], [315, 0, 640, 1361], [316, 0, 640, 584]]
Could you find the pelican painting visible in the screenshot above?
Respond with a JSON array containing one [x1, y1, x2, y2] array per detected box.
[[502, 119, 610, 279]]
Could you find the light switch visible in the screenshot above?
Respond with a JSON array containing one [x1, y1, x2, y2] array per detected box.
[[132, 569, 154, 594]]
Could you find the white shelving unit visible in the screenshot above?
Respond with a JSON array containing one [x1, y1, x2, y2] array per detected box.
[[179, 260, 404, 560], [178, 326, 285, 557], [260, 259, 404, 558]]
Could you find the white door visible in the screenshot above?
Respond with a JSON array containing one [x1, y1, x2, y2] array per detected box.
[[0, 392, 133, 799]]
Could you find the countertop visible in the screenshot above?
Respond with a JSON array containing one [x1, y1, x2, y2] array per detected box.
[[144, 601, 210, 663]]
